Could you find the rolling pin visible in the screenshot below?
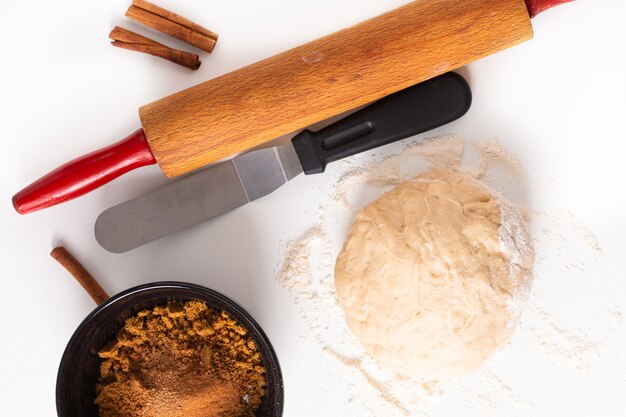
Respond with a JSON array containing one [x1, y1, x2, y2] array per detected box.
[[13, 0, 572, 214]]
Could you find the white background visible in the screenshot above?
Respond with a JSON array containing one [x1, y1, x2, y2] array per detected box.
[[1, 0, 625, 416]]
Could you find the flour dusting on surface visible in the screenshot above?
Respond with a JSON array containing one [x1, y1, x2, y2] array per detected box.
[[276, 134, 620, 416]]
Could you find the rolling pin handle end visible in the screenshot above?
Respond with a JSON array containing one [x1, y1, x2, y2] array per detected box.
[[12, 128, 157, 214], [525, 0, 573, 18]]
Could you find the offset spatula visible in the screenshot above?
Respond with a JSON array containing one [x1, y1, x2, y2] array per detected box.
[[14, 0, 571, 214], [95, 72, 472, 253]]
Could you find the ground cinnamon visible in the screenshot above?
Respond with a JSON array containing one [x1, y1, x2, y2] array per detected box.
[[95, 300, 266, 417]]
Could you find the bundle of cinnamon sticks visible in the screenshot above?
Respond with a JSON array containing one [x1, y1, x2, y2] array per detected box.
[[110, 0, 218, 70]]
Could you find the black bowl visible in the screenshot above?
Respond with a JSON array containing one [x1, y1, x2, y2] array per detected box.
[[56, 281, 284, 417]]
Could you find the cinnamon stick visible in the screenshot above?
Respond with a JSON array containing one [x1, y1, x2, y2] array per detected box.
[[51, 246, 109, 305], [126, 0, 218, 53], [109, 26, 201, 70]]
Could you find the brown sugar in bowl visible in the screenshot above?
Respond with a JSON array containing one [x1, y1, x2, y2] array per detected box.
[[56, 282, 284, 417]]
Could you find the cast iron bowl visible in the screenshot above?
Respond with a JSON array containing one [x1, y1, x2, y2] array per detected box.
[[56, 281, 284, 417]]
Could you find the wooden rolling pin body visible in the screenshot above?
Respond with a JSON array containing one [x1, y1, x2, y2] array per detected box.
[[141, 0, 533, 178]]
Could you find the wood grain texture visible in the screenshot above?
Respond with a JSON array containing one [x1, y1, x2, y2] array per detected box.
[[140, 0, 533, 178]]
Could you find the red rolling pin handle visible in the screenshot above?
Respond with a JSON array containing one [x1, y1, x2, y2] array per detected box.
[[11, 0, 573, 215], [525, 0, 573, 17], [12, 129, 157, 214]]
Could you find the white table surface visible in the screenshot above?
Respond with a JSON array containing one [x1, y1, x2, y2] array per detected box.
[[1, 0, 625, 416]]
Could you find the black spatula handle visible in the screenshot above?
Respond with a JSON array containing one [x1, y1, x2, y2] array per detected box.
[[291, 72, 472, 175]]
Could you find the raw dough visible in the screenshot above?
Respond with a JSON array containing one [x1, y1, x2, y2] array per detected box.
[[334, 171, 534, 379]]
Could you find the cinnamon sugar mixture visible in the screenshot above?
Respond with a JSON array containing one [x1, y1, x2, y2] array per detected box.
[[95, 301, 266, 417]]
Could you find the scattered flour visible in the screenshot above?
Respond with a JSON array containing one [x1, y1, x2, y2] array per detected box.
[[473, 138, 527, 180], [276, 134, 621, 416]]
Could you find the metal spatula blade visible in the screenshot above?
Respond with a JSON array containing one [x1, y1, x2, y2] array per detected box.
[[95, 145, 302, 253], [95, 72, 472, 253]]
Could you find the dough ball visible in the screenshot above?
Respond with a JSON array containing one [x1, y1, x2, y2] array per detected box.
[[334, 171, 534, 379]]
